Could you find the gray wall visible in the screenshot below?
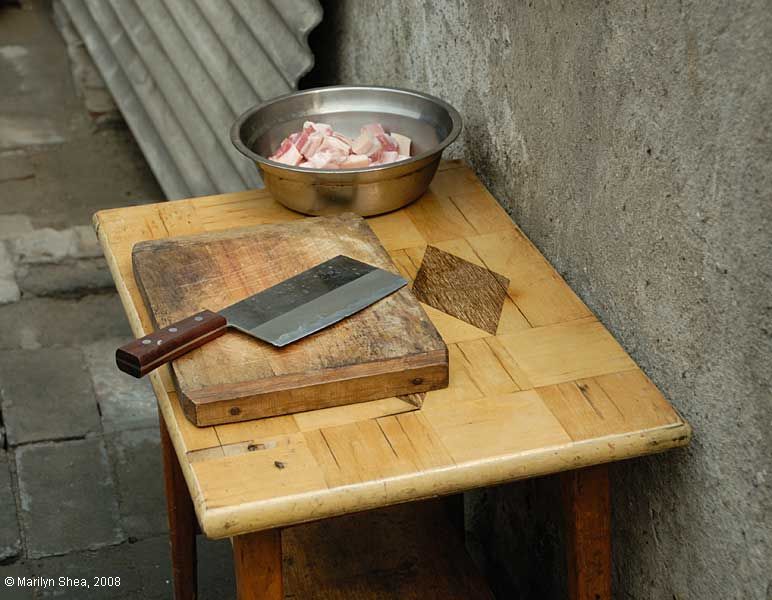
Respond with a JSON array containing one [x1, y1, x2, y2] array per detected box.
[[312, 1, 772, 598]]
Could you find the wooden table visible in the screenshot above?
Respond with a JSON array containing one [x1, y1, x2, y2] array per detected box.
[[95, 160, 691, 599]]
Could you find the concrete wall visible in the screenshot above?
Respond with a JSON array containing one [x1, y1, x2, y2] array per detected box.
[[311, 1, 772, 597]]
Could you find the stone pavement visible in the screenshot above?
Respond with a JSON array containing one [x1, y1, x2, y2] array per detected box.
[[0, 1, 236, 597]]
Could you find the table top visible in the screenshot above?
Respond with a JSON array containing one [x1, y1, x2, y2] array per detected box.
[[95, 160, 690, 539]]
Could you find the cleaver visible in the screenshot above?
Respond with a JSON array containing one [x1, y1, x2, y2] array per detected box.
[[116, 255, 407, 378]]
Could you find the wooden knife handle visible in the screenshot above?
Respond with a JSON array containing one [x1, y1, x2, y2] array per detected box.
[[116, 310, 227, 378]]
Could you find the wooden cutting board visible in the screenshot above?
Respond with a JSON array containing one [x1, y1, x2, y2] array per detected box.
[[132, 213, 448, 426]]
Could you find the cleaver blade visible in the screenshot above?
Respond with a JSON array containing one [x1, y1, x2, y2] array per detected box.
[[223, 255, 407, 347], [116, 255, 407, 378]]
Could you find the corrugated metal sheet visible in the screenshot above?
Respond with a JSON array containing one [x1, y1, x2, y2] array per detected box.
[[58, 0, 322, 199]]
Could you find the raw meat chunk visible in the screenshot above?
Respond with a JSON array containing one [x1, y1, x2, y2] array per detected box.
[[351, 131, 374, 155], [269, 138, 303, 165], [391, 133, 412, 156], [270, 121, 413, 169], [361, 123, 386, 137], [342, 154, 370, 168], [376, 133, 399, 153], [332, 132, 354, 146], [299, 132, 324, 158], [376, 151, 400, 165], [309, 149, 351, 169], [320, 135, 351, 154], [305, 121, 333, 136], [365, 137, 383, 161]]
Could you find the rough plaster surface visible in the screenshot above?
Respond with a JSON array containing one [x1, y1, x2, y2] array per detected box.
[[319, 1, 772, 597]]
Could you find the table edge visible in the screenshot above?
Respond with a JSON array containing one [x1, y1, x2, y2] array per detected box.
[[198, 419, 690, 538]]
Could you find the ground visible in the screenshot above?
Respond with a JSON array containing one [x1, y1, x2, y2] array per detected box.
[[0, 1, 236, 597]]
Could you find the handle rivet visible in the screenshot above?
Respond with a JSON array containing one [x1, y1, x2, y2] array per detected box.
[[142, 339, 151, 345], [156, 340, 163, 345], [412, 377, 424, 385], [194, 316, 203, 322], [230, 407, 241, 416], [168, 327, 178, 333]]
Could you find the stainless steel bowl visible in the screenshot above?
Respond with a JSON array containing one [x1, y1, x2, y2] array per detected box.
[[230, 85, 462, 216]]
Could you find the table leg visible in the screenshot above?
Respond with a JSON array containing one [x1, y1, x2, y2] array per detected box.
[[561, 464, 612, 600], [233, 529, 283, 600], [160, 416, 198, 600], [443, 493, 466, 540]]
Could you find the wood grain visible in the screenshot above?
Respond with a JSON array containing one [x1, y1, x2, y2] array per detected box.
[[116, 310, 227, 378], [562, 465, 612, 600], [233, 529, 282, 600], [282, 500, 494, 599], [412, 245, 509, 334], [94, 161, 691, 541], [496, 318, 637, 387], [159, 417, 197, 600], [132, 214, 448, 426], [467, 228, 592, 326]]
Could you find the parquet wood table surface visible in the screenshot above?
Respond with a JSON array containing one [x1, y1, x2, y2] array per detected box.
[[96, 160, 691, 599]]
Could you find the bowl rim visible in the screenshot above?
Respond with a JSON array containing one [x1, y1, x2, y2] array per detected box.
[[230, 84, 463, 175]]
